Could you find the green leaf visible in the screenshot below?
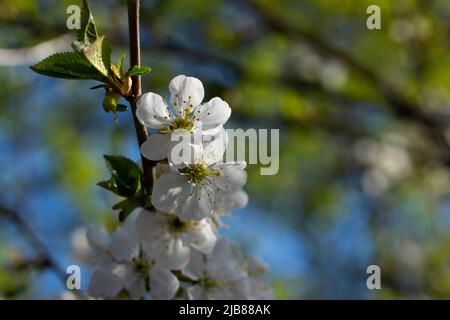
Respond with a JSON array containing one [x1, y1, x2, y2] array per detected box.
[[102, 155, 143, 197], [83, 36, 111, 78], [127, 65, 151, 76], [113, 199, 142, 222], [96, 179, 118, 193], [117, 53, 126, 76], [77, 0, 98, 44], [30, 52, 105, 80]]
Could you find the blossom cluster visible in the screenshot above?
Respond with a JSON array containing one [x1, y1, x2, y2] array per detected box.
[[87, 75, 272, 299]]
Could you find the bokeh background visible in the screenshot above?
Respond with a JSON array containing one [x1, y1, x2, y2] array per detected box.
[[1, 0, 450, 299]]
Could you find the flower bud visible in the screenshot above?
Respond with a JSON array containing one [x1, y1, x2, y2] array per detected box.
[[102, 91, 121, 113], [120, 76, 132, 96]]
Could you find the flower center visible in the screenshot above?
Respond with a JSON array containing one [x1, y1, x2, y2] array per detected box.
[[159, 107, 195, 133], [199, 278, 226, 289], [167, 214, 190, 233], [133, 257, 150, 277], [178, 163, 220, 184]]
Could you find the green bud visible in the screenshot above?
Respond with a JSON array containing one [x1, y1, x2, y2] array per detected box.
[[102, 91, 121, 113]]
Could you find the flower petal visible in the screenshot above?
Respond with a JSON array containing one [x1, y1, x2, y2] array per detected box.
[[150, 265, 179, 300], [152, 172, 191, 213], [88, 263, 124, 299], [197, 97, 231, 129], [135, 210, 168, 242], [216, 189, 249, 212], [86, 227, 109, 253], [141, 133, 170, 161], [168, 136, 203, 168], [182, 249, 207, 281], [186, 285, 205, 300], [213, 162, 247, 191], [136, 92, 171, 129], [178, 185, 215, 221], [156, 237, 190, 270], [169, 75, 204, 110], [123, 270, 147, 299], [184, 219, 217, 254], [109, 224, 139, 262], [202, 126, 228, 165], [209, 237, 246, 281]]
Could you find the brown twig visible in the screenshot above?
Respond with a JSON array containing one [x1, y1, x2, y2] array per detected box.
[[0, 204, 67, 284], [127, 0, 156, 190]]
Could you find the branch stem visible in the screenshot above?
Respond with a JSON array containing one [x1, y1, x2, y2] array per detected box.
[[127, 0, 156, 190], [0, 204, 78, 296]]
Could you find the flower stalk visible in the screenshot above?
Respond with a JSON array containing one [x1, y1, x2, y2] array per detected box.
[[126, 0, 156, 191]]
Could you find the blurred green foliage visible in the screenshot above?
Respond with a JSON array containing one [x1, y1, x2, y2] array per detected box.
[[1, 0, 450, 299]]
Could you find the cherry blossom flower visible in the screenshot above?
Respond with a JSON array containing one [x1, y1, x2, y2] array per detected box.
[[86, 222, 179, 300], [135, 209, 217, 270], [180, 237, 251, 299], [180, 237, 272, 300], [136, 75, 231, 161], [243, 257, 274, 300], [151, 142, 247, 221]]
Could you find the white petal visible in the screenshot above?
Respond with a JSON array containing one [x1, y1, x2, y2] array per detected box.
[[152, 172, 192, 213], [168, 133, 203, 167], [213, 163, 247, 191], [182, 249, 207, 281], [140, 133, 170, 161], [156, 237, 190, 270], [88, 264, 123, 299], [109, 225, 139, 262], [216, 189, 249, 212], [123, 270, 147, 299], [86, 227, 109, 252], [150, 266, 179, 300], [178, 185, 215, 221], [197, 97, 231, 129], [136, 92, 171, 129], [202, 126, 228, 165], [210, 237, 246, 281], [135, 210, 168, 242], [183, 220, 217, 254], [169, 75, 204, 109], [186, 285, 205, 300]]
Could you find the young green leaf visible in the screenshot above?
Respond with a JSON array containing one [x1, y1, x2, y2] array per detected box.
[[77, 0, 98, 44], [83, 36, 111, 78], [97, 179, 118, 194], [30, 52, 105, 80], [127, 65, 151, 76], [117, 53, 126, 76], [113, 198, 142, 222], [102, 155, 143, 197]]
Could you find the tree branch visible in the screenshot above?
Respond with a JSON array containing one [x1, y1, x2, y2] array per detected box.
[[0, 204, 67, 286], [127, 0, 156, 190]]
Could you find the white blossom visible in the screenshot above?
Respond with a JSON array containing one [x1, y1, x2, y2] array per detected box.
[[135, 209, 217, 270], [181, 237, 248, 299], [86, 222, 179, 300], [243, 257, 274, 300], [180, 237, 272, 300], [136, 75, 231, 161], [151, 142, 247, 221]]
